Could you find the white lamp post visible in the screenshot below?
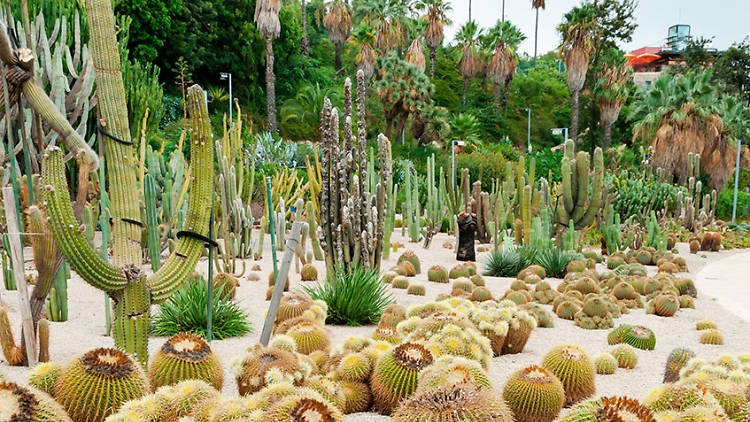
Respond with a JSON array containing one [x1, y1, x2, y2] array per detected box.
[[220, 72, 232, 129]]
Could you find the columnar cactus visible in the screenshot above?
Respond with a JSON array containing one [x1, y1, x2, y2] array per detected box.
[[319, 71, 389, 273], [423, 154, 447, 248], [557, 140, 604, 229], [404, 164, 422, 243]]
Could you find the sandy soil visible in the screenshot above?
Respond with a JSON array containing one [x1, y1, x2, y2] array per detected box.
[[1, 231, 748, 421]]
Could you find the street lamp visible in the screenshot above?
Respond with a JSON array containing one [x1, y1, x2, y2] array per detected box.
[[451, 139, 465, 189], [220, 72, 232, 130], [526, 108, 531, 153], [551, 127, 569, 143]]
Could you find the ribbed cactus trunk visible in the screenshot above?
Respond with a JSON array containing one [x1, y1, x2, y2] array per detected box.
[[86, 0, 142, 267]]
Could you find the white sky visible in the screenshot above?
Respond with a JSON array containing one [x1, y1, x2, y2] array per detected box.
[[443, 0, 750, 55]]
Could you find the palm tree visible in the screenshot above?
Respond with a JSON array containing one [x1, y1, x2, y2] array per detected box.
[[349, 24, 378, 80], [456, 20, 482, 107], [531, 0, 546, 66], [280, 83, 342, 139], [255, 0, 282, 132], [301, 0, 309, 55], [558, 4, 598, 146], [323, 0, 352, 71], [594, 48, 632, 149], [629, 70, 736, 189], [484, 20, 526, 108], [354, 0, 409, 52], [405, 37, 427, 71], [415, 0, 451, 78]]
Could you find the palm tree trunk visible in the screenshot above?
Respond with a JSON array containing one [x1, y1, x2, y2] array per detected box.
[[301, 0, 309, 56], [493, 82, 501, 106], [533, 7, 539, 66], [571, 89, 580, 147], [503, 78, 512, 114], [462, 78, 469, 107], [603, 120, 612, 149], [265, 37, 277, 132], [335, 43, 343, 71], [468, 0, 472, 21], [429, 47, 436, 78]]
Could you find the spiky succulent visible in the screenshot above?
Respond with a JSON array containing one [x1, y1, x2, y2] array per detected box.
[[611, 344, 638, 369], [407, 284, 427, 296], [519, 303, 554, 328], [392, 276, 410, 289], [399, 261, 417, 277], [427, 265, 449, 283], [406, 302, 452, 319], [556, 300, 581, 320], [392, 384, 513, 421], [106, 379, 220, 422], [620, 325, 656, 350], [607, 324, 631, 345], [560, 396, 656, 422], [502, 365, 565, 422], [371, 326, 403, 344], [335, 352, 373, 382], [541, 345, 596, 406], [398, 251, 422, 274], [303, 375, 347, 411], [0, 382, 72, 422], [212, 272, 239, 300], [379, 304, 407, 328], [696, 320, 717, 330], [54, 348, 149, 422], [416, 355, 492, 393], [471, 287, 493, 302], [148, 332, 224, 391], [233, 345, 309, 396], [301, 264, 319, 281], [275, 317, 331, 355], [642, 382, 723, 412], [370, 342, 433, 414], [663, 348, 696, 383], [264, 390, 345, 421], [28, 362, 62, 396], [340, 380, 372, 414], [594, 354, 618, 375], [699, 329, 724, 345], [646, 294, 680, 317]]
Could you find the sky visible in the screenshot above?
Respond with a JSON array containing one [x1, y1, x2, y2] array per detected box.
[[443, 0, 750, 56]]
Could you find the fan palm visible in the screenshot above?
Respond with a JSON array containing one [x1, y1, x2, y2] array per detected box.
[[450, 112, 482, 144], [322, 0, 352, 71], [594, 48, 632, 149], [354, 0, 410, 52], [281, 83, 342, 140], [531, 0, 546, 66], [558, 4, 598, 146], [456, 20, 482, 107], [484, 20, 526, 109], [349, 24, 378, 80], [415, 0, 451, 78], [629, 69, 736, 189], [405, 37, 427, 71], [254, 0, 282, 132]]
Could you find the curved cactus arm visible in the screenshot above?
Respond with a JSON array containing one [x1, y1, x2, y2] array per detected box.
[[579, 147, 604, 228], [41, 147, 127, 291], [148, 85, 214, 303]]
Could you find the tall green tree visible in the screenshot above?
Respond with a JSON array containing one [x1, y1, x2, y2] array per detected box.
[[354, 0, 410, 52], [484, 20, 526, 108], [531, 0, 545, 66], [115, 0, 182, 63], [558, 4, 598, 146], [593, 47, 632, 148], [713, 39, 750, 104], [322, 0, 352, 70], [455, 20, 482, 107], [349, 23, 378, 79], [415, 0, 451, 78], [255, 0, 283, 132]]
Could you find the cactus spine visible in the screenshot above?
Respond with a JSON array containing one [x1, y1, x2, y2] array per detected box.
[[557, 140, 604, 229]]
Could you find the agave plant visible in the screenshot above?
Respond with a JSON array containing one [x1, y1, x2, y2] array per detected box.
[[534, 247, 582, 278], [450, 113, 482, 144], [253, 132, 298, 167], [483, 247, 523, 277]]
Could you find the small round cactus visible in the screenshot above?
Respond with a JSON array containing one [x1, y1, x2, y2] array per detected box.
[[265, 390, 345, 421], [393, 384, 513, 421], [275, 293, 315, 324], [399, 261, 417, 277], [696, 320, 717, 330], [560, 396, 655, 422], [106, 379, 220, 422], [303, 375, 347, 411], [699, 328, 724, 345], [611, 344, 638, 369], [607, 324, 631, 345], [427, 265, 449, 283], [594, 353, 618, 375], [340, 380, 372, 414], [566, 260, 586, 273], [275, 317, 331, 355], [502, 364, 565, 422], [416, 355, 492, 392], [541, 345, 596, 406], [370, 342, 434, 413], [392, 276, 410, 289], [607, 256, 625, 269], [27, 362, 62, 396], [398, 251, 422, 274], [233, 345, 307, 396], [650, 294, 680, 317], [555, 300, 581, 320], [470, 274, 486, 287], [449, 263, 471, 279], [336, 352, 373, 382], [148, 332, 223, 391], [379, 304, 407, 328], [300, 263, 319, 281], [452, 278, 474, 293], [212, 272, 239, 300], [371, 326, 402, 344], [407, 283, 426, 296], [620, 325, 656, 350], [471, 286, 493, 302], [54, 348, 148, 422], [0, 381, 72, 422]]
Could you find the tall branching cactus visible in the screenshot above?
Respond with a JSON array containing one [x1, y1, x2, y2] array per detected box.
[[423, 153, 446, 248], [42, 84, 213, 365], [319, 70, 388, 273], [404, 164, 422, 242], [557, 139, 604, 229]]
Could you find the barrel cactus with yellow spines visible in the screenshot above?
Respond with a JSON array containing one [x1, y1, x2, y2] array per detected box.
[[556, 300, 581, 320], [335, 352, 373, 382], [427, 265, 449, 283], [392, 384, 513, 421], [28, 362, 62, 396], [696, 320, 717, 330], [232, 345, 309, 396], [340, 380, 372, 414], [106, 379, 220, 422], [416, 355, 492, 392], [397, 251, 421, 274], [560, 396, 656, 422], [303, 375, 347, 412], [594, 353, 618, 375], [301, 263, 319, 281], [642, 381, 723, 412], [620, 325, 656, 350], [541, 345, 596, 406], [264, 389, 345, 421], [275, 317, 331, 355], [647, 294, 680, 317], [211, 272, 239, 300], [274, 294, 320, 326], [370, 342, 433, 414], [147, 332, 223, 391], [53, 348, 148, 422], [424, 325, 492, 370], [699, 329, 724, 345], [0, 382, 73, 422], [502, 364, 565, 422], [611, 344, 638, 369]]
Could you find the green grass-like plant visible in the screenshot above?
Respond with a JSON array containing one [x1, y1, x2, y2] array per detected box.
[[483, 247, 524, 277], [151, 280, 251, 340], [303, 266, 394, 326], [535, 247, 582, 278]]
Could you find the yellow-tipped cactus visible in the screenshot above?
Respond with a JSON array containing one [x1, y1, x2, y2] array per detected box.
[[699, 329, 724, 345], [416, 355, 492, 392], [0, 382, 73, 422], [106, 379, 221, 422], [340, 380, 372, 414], [594, 353, 618, 375], [148, 333, 223, 391], [53, 348, 148, 422], [233, 345, 308, 396], [541, 345, 596, 406], [502, 365, 565, 422], [275, 317, 331, 355], [392, 384, 513, 421], [265, 390, 345, 421], [560, 396, 656, 422], [335, 352, 373, 382], [611, 344, 638, 369], [370, 342, 433, 414], [28, 362, 62, 396]]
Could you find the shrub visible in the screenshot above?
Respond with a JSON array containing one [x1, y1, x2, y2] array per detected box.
[[531, 148, 563, 182], [303, 266, 394, 326], [151, 279, 251, 340], [483, 247, 524, 277], [716, 187, 750, 221], [535, 247, 582, 278]]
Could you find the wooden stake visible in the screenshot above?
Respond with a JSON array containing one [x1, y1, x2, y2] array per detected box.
[[2, 186, 37, 365], [259, 221, 302, 346]]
